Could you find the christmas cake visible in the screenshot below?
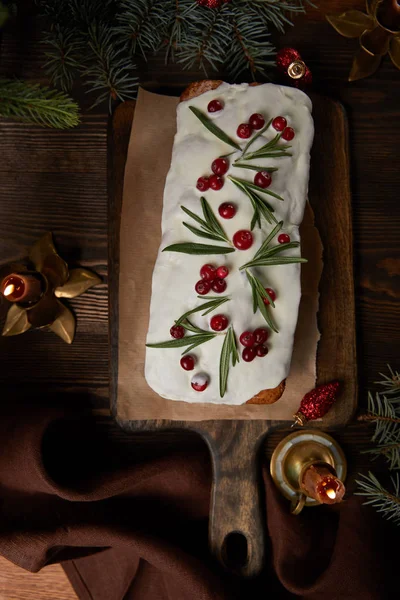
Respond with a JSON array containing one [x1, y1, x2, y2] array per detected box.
[[145, 81, 314, 405]]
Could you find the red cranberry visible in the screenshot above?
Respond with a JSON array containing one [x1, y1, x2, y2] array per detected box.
[[282, 127, 295, 141], [191, 373, 209, 392], [200, 264, 216, 281], [195, 280, 211, 295], [263, 288, 276, 305], [218, 202, 236, 219], [237, 123, 253, 139], [209, 174, 224, 191], [272, 116, 287, 132], [208, 99, 223, 113], [249, 113, 265, 130], [196, 176, 210, 192], [254, 171, 272, 189], [233, 230, 253, 250], [254, 328, 269, 344], [180, 355, 195, 371], [278, 233, 290, 244], [255, 344, 269, 357], [240, 331, 255, 347], [212, 157, 229, 176], [210, 314, 228, 331], [242, 347, 256, 362], [170, 325, 185, 339], [211, 278, 227, 294], [216, 266, 229, 279]]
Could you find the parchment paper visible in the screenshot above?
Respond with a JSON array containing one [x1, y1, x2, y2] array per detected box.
[[117, 88, 322, 421]]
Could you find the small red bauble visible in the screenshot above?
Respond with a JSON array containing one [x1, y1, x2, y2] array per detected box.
[[212, 157, 229, 176], [200, 264, 216, 281], [170, 325, 185, 339], [216, 266, 229, 279], [191, 373, 209, 392], [218, 202, 236, 219], [180, 355, 195, 371], [237, 123, 253, 139], [293, 381, 340, 425], [278, 233, 290, 244], [294, 66, 312, 89], [196, 176, 210, 192], [276, 47, 302, 71], [254, 171, 272, 189], [253, 327, 269, 344], [240, 331, 255, 347], [210, 314, 228, 331], [282, 127, 295, 141], [249, 113, 265, 130], [263, 288, 276, 305], [209, 174, 224, 190], [255, 344, 269, 357], [208, 99, 223, 112], [211, 278, 227, 294], [272, 116, 287, 132], [233, 230, 253, 250], [198, 0, 227, 9], [195, 279, 211, 295], [242, 347, 256, 362]]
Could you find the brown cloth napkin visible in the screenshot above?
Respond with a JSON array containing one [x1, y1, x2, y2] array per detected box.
[[0, 398, 395, 599]]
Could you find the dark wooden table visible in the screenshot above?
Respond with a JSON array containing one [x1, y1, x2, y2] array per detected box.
[[0, 0, 399, 483]]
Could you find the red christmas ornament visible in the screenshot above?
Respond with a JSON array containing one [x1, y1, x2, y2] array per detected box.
[[293, 381, 340, 426], [276, 47, 312, 90], [197, 0, 230, 8]]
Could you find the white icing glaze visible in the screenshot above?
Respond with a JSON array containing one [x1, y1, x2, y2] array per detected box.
[[145, 83, 314, 405]]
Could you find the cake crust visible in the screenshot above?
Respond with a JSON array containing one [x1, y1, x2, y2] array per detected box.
[[179, 80, 286, 406]]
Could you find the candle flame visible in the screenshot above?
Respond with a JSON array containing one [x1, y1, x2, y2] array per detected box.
[[3, 284, 15, 297], [326, 488, 336, 500]]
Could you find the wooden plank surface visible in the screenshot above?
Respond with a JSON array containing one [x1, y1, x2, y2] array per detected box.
[[0, 556, 76, 600]]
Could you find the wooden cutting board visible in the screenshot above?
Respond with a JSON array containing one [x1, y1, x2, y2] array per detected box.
[[108, 92, 357, 577]]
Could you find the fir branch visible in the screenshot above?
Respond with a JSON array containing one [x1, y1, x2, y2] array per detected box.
[[43, 26, 82, 92], [376, 365, 400, 399], [358, 392, 400, 445], [249, 1, 312, 35], [117, 0, 167, 57], [356, 472, 400, 525], [165, 0, 198, 61], [0, 79, 80, 128]]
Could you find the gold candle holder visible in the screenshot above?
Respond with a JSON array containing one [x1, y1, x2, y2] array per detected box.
[[270, 430, 347, 515], [0, 233, 101, 344]]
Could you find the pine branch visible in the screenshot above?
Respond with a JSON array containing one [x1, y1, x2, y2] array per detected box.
[[358, 391, 400, 445], [249, 1, 312, 34], [0, 79, 80, 128], [43, 26, 82, 92], [376, 365, 400, 400], [165, 0, 198, 62], [117, 0, 167, 57], [356, 472, 400, 525]]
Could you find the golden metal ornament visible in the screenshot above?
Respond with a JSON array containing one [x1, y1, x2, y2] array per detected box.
[[1, 233, 101, 344], [287, 60, 306, 79], [327, 0, 400, 81]]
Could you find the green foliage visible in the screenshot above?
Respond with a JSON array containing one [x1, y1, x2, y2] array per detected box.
[[0, 79, 80, 128], [37, 0, 312, 108], [356, 366, 400, 525]]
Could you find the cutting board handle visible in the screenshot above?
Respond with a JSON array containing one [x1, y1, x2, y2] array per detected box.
[[201, 421, 267, 577]]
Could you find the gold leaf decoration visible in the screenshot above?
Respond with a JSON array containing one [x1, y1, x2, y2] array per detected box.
[[27, 288, 61, 328], [326, 10, 374, 38], [49, 301, 76, 344], [389, 36, 400, 69], [366, 0, 381, 17], [349, 47, 382, 81], [2, 304, 31, 336], [55, 268, 101, 298], [29, 232, 69, 288]]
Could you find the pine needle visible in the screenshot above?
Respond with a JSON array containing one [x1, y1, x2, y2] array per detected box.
[[0, 79, 80, 128], [355, 472, 400, 525]]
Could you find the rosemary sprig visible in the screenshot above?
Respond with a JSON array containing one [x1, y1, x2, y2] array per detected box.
[[241, 117, 273, 155], [163, 243, 234, 255], [147, 320, 216, 355], [239, 221, 305, 270], [229, 176, 277, 229], [219, 326, 240, 398], [240, 132, 292, 161], [189, 106, 241, 151], [245, 270, 278, 332], [229, 176, 284, 202], [175, 296, 230, 325], [233, 163, 278, 173]]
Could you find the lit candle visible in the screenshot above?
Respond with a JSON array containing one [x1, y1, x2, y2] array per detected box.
[[300, 462, 345, 505], [378, 0, 400, 30], [0, 273, 44, 304]]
